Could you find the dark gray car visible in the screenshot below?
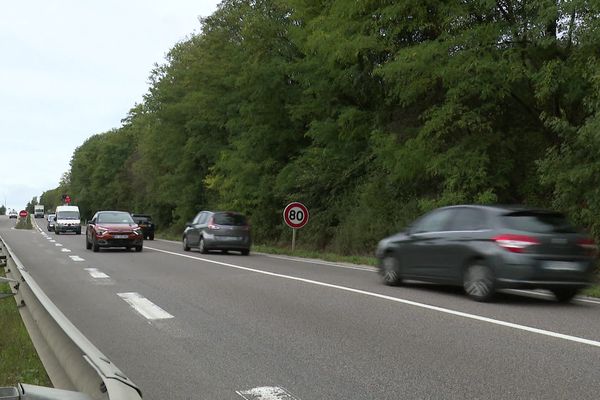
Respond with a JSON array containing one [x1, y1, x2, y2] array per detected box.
[[376, 205, 597, 302], [182, 211, 251, 255]]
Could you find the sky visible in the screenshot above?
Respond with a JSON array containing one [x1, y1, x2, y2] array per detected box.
[[0, 0, 222, 211]]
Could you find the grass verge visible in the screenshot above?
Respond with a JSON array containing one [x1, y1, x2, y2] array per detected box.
[[15, 215, 33, 230], [583, 284, 600, 298], [0, 268, 51, 386]]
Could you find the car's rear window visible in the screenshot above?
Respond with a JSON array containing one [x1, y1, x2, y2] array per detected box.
[[213, 212, 247, 226], [134, 216, 151, 223], [98, 212, 134, 224], [501, 211, 577, 233]]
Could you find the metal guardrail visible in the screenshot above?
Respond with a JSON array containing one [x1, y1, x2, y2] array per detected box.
[[0, 235, 143, 400]]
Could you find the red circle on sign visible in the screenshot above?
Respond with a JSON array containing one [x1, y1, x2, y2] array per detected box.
[[19, 210, 28, 218], [283, 202, 309, 229]]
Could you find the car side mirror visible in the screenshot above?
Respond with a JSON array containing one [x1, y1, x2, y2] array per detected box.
[[186, 222, 193, 228], [53, 217, 57, 221]]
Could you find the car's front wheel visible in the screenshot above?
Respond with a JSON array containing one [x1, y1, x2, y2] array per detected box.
[[463, 262, 496, 302], [183, 236, 190, 251], [92, 238, 100, 253], [381, 254, 402, 286], [135, 245, 143, 252], [551, 288, 579, 303], [86, 237, 92, 250]]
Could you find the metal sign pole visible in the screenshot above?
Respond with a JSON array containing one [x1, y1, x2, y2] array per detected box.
[[292, 228, 296, 252]]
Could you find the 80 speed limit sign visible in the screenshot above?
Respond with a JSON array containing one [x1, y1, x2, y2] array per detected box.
[[283, 202, 309, 229]]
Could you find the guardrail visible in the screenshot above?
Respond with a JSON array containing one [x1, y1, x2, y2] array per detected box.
[[0, 235, 143, 400]]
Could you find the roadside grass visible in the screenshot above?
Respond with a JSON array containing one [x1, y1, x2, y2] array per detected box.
[[15, 215, 33, 230], [583, 284, 600, 298], [0, 268, 51, 386]]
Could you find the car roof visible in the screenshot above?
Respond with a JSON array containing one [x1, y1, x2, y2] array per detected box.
[[438, 204, 560, 215]]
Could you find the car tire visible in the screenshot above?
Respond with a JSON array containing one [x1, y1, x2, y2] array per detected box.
[[92, 239, 100, 253], [241, 249, 250, 256], [551, 288, 579, 303], [86, 237, 92, 250], [381, 254, 402, 286], [463, 262, 496, 302], [55, 228, 60, 235], [135, 245, 143, 252], [199, 238, 208, 254], [149, 234, 154, 240], [183, 236, 190, 251]]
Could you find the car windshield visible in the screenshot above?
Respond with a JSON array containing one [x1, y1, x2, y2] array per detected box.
[[57, 211, 79, 220], [213, 212, 247, 226], [97, 212, 134, 224], [501, 211, 577, 233]]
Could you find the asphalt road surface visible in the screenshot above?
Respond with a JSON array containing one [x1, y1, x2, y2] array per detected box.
[[2, 215, 600, 399]]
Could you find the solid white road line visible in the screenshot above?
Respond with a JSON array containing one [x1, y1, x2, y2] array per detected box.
[[236, 386, 299, 400], [68, 255, 85, 262], [84, 268, 110, 279], [262, 253, 376, 272], [117, 292, 174, 320], [145, 246, 600, 348]]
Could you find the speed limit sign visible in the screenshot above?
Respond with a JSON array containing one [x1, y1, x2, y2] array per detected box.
[[283, 202, 309, 229]]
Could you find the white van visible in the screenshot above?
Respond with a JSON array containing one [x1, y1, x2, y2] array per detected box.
[[54, 205, 81, 235], [34, 204, 45, 218]]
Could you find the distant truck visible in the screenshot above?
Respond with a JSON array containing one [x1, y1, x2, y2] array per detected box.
[[34, 205, 45, 218]]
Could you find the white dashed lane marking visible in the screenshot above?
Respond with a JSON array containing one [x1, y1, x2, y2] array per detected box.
[[55, 243, 63, 247], [117, 292, 174, 320], [68, 255, 85, 262], [236, 386, 300, 400], [61, 248, 71, 253], [85, 268, 110, 279]]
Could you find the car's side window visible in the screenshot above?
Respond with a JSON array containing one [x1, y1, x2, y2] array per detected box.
[[447, 208, 488, 231], [198, 213, 209, 225], [193, 212, 204, 224], [412, 209, 455, 233]]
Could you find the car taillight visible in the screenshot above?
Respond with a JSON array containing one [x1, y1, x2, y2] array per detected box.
[[578, 238, 598, 257], [493, 234, 539, 253]]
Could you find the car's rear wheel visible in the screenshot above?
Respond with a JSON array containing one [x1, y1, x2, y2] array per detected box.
[[183, 236, 190, 251], [199, 238, 208, 254], [148, 234, 154, 240], [381, 254, 402, 286], [463, 262, 496, 302], [551, 288, 579, 303]]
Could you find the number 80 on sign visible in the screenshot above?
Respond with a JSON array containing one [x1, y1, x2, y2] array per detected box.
[[283, 202, 309, 229]]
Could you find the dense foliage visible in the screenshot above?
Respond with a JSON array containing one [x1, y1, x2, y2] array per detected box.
[[41, 0, 600, 253]]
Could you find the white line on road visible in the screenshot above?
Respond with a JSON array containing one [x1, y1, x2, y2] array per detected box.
[[61, 248, 71, 253], [49, 239, 56, 243], [84, 268, 110, 279], [236, 386, 299, 400], [262, 253, 376, 272], [55, 243, 63, 247], [145, 246, 600, 348], [68, 255, 85, 262], [117, 292, 174, 320]]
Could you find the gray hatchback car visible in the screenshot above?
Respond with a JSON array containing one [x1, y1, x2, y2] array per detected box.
[[376, 205, 597, 302], [183, 211, 251, 255]]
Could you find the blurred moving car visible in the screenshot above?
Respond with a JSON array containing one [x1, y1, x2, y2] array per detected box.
[[8, 209, 18, 219], [376, 205, 597, 302], [131, 213, 155, 240], [47, 214, 56, 231], [86, 211, 143, 252], [183, 211, 251, 255]]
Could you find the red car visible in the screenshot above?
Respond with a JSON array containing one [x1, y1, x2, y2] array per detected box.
[[86, 211, 143, 252]]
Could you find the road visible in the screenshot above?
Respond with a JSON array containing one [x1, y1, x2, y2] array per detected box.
[[1, 215, 600, 399]]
